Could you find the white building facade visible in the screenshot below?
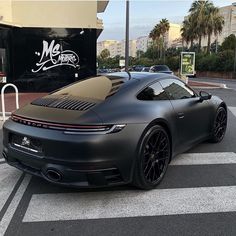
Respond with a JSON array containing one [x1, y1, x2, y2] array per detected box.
[[136, 36, 150, 53], [97, 23, 181, 58], [97, 39, 137, 58], [201, 4, 236, 47]]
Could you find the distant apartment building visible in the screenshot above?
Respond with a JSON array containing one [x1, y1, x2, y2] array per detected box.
[[136, 36, 151, 53], [217, 4, 236, 44], [97, 39, 137, 58], [166, 23, 182, 48], [201, 4, 236, 47], [218, 4, 236, 43], [129, 40, 137, 57], [170, 38, 183, 49], [97, 40, 118, 56], [97, 23, 181, 58]]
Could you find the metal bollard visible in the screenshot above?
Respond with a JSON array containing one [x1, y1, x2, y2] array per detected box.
[[1, 84, 19, 121]]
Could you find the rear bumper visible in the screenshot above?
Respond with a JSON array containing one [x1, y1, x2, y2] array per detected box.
[[3, 119, 146, 188]]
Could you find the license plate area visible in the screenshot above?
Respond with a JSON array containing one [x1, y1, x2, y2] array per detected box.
[[10, 133, 43, 154]]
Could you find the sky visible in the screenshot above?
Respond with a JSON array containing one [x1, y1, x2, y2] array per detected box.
[[97, 0, 235, 41]]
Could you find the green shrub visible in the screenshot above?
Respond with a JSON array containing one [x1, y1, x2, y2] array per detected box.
[[97, 49, 235, 72], [195, 51, 234, 72]]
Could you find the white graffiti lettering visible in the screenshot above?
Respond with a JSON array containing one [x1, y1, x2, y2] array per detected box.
[[32, 40, 80, 73]]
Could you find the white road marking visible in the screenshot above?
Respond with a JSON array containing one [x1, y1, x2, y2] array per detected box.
[[171, 152, 236, 165], [23, 185, 236, 222], [0, 175, 31, 236], [0, 164, 21, 212], [228, 107, 236, 117], [0, 120, 4, 128]]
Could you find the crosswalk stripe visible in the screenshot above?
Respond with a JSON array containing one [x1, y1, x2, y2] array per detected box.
[[0, 164, 22, 213], [0, 175, 31, 236], [228, 106, 236, 117], [23, 185, 236, 222], [171, 152, 236, 165]]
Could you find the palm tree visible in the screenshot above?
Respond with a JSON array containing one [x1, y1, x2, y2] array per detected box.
[[181, 17, 197, 49], [206, 6, 224, 53], [149, 19, 170, 61], [181, 20, 190, 48], [149, 25, 161, 60], [100, 48, 110, 60], [159, 18, 170, 37], [159, 18, 170, 61], [189, 0, 215, 52]]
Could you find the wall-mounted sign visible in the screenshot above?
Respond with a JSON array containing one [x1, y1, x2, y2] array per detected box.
[[180, 52, 195, 76], [119, 59, 125, 67], [32, 40, 80, 73]]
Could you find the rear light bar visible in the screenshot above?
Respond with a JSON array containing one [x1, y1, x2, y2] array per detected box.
[[10, 114, 126, 134]]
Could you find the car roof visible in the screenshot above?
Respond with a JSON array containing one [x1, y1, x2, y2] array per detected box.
[[151, 65, 169, 67], [104, 72, 177, 97], [108, 72, 170, 81]]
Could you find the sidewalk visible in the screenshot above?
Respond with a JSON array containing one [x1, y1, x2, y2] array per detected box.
[[0, 80, 226, 113], [0, 93, 47, 113]]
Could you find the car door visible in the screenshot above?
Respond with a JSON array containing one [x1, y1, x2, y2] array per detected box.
[[137, 81, 179, 152], [159, 78, 212, 150]]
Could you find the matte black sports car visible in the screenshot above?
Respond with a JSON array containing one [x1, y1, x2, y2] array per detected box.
[[2, 72, 227, 189]]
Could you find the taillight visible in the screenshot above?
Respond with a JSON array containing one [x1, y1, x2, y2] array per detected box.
[[11, 114, 126, 134], [107, 124, 126, 134]]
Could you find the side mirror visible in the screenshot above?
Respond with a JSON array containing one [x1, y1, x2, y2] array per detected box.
[[199, 91, 212, 102]]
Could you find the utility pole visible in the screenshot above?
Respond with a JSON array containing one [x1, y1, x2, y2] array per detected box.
[[125, 0, 129, 72]]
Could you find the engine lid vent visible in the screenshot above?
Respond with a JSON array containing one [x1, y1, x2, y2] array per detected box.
[[31, 96, 96, 111]]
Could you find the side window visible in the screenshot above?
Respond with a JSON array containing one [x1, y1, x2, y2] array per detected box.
[[137, 82, 169, 101], [160, 79, 195, 100]]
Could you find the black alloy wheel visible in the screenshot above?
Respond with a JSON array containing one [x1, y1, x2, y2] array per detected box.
[[134, 125, 171, 190], [210, 106, 227, 143]]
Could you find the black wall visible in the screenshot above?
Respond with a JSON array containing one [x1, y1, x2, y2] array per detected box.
[[0, 27, 97, 92]]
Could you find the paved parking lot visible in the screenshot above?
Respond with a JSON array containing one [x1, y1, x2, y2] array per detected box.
[[1, 87, 236, 236]]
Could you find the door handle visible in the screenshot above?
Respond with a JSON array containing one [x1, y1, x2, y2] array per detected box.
[[178, 112, 185, 119]]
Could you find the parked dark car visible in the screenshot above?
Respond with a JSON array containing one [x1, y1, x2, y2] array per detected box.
[[97, 68, 112, 74], [3, 72, 227, 189], [133, 65, 145, 72], [150, 65, 174, 75], [141, 67, 150, 72]]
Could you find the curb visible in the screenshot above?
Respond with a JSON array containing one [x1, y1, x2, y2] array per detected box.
[[198, 81, 227, 88], [188, 81, 227, 89]]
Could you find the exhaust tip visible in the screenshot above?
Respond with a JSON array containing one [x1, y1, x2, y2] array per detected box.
[[46, 169, 62, 182]]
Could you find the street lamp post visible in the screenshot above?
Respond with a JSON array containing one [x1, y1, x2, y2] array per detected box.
[[125, 0, 129, 72]]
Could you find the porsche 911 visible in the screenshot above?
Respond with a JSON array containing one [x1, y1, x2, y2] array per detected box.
[[2, 72, 227, 189]]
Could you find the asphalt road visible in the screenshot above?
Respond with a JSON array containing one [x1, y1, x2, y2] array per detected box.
[[1, 87, 236, 236]]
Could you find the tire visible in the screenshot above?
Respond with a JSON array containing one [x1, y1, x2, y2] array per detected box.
[[133, 125, 171, 190], [210, 106, 227, 143]]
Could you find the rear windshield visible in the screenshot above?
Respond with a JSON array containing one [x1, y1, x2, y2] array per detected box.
[[54, 76, 126, 101]]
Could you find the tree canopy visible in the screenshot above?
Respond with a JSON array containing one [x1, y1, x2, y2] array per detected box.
[[181, 0, 224, 53]]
